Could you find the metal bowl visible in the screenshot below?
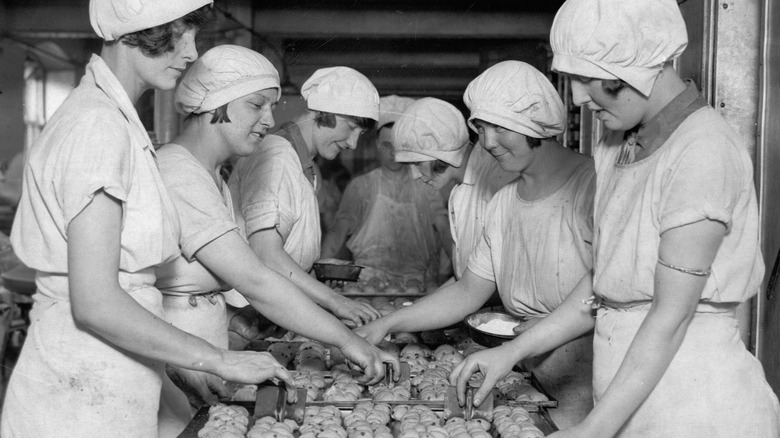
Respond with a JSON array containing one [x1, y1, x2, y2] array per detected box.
[[464, 308, 523, 348], [313, 260, 363, 282]]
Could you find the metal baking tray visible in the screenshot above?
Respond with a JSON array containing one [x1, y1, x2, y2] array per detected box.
[[178, 402, 558, 438]]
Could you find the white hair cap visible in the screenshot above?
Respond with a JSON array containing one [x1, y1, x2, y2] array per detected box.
[[550, 0, 688, 97], [378, 95, 416, 129], [393, 97, 469, 167], [175, 45, 280, 115], [464, 61, 565, 139], [90, 0, 212, 41], [301, 67, 380, 122]]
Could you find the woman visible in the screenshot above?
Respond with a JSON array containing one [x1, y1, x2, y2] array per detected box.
[[321, 95, 451, 292], [451, 1, 780, 436], [1, 3, 295, 436], [228, 67, 382, 324], [155, 45, 399, 433], [356, 64, 595, 428], [388, 97, 517, 284]]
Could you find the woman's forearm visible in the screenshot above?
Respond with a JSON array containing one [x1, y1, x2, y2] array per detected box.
[[501, 271, 595, 363], [68, 192, 223, 373], [199, 231, 362, 349], [378, 272, 495, 334]]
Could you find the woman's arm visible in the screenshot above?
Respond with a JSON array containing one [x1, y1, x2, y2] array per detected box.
[[355, 270, 496, 345], [559, 219, 726, 438], [248, 228, 379, 325], [195, 229, 399, 385], [197, 229, 373, 351], [450, 270, 595, 406], [68, 191, 295, 388]]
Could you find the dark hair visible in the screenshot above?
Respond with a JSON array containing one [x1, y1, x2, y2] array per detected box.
[[431, 159, 450, 175], [117, 5, 214, 57], [602, 79, 627, 97], [527, 137, 542, 148], [314, 111, 377, 131], [182, 102, 231, 124]]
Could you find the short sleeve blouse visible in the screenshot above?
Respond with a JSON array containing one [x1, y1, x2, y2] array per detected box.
[[11, 55, 181, 281], [592, 107, 764, 304]]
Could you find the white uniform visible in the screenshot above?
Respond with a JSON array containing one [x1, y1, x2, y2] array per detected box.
[[155, 143, 236, 436], [337, 166, 446, 285], [229, 125, 321, 272], [592, 84, 780, 437], [2, 55, 181, 437], [467, 160, 595, 428], [448, 146, 517, 279]]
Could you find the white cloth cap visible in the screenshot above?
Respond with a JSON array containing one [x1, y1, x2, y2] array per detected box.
[[301, 67, 380, 122], [90, 0, 212, 41], [550, 0, 688, 97], [464, 61, 565, 139], [175, 45, 280, 115], [378, 95, 416, 129], [393, 97, 469, 167]]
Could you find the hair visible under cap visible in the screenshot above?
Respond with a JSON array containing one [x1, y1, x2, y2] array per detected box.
[[117, 5, 214, 57]]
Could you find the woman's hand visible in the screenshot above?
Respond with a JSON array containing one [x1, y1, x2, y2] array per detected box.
[[339, 338, 402, 386], [353, 319, 390, 346], [167, 365, 232, 406], [330, 298, 381, 327], [449, 344, 517, 407], [212, 350, 297, 402]]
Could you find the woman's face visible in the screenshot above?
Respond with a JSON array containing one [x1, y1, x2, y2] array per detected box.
[[474, 119, 536, 173], [220, 88, 277, 158], [136, 27, 199, 91], [408, 161, 458, 191], [568, 75, 648, 131], [314, 115, 365, 160], [377, 126, 404, 172]]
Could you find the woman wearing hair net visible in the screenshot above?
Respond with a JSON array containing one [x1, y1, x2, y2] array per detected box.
[[386, 97, 516, 284], [357, 64, 596, 427], [451, 0, 780, 436], [154, 45, 399, 436], [0, 2, 299, 437], [321, 95, 451, 293], [228, 67, 382, 325]]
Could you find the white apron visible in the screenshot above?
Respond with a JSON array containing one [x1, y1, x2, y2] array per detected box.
[[1, 272, 165, 438], [158, 291, 228, 438], [520, 326, 593, 429], [347, 172, 438, 286], [593, 302, 780, 437]]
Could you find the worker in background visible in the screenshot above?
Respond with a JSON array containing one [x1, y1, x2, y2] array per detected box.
[[1, 2, 298, 436], [228, 67, 381, 325], [389, 97, 517, 286], [155, 45, 400, 436], [357, 62, 595, 428], [451, 0, 780, 436], [321, 95, 452, 293]]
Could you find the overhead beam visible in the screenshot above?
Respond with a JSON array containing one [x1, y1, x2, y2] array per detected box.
[[286, 51, 482, 69], [252, 10, 554, 39]]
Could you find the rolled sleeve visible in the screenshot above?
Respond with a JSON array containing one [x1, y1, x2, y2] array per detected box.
[[157, 145, 237, 261], [657, 139, 740, 234]]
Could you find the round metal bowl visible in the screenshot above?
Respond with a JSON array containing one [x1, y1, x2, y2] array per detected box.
[[464, 308, 523, 348], [313, 261, 363, 282]]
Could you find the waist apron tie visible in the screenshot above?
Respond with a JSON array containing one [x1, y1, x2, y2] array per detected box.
[[1, 271, 165, 438], [590, 298, 780, 437], [158, 290, 228, 438], [520, 322, 593, 430]]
